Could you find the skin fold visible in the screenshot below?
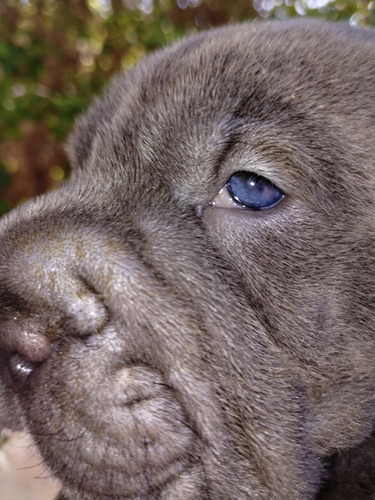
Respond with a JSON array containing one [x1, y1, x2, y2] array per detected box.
[[0, 19, 375, 500]]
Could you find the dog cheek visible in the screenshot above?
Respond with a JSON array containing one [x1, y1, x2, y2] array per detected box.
[[203, 206, 375, 455]]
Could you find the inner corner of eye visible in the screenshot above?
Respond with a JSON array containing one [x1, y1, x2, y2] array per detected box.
[[210, 185, 244, 209]]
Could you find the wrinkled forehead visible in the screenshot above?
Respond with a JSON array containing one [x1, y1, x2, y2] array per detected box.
[[74, 22, 375, 211]]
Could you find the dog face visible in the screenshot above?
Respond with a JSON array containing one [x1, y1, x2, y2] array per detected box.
[[0, 20, 375, 500]]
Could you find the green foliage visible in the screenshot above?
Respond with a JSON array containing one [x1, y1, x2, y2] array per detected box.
[[0, 0, 374, 211]]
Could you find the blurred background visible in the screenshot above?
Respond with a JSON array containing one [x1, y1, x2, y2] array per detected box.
[[0, 0, 374, 214], [0, 1, 375, 499]]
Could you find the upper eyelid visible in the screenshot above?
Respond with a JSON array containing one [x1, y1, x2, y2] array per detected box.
[[218, 148, 291, 194]]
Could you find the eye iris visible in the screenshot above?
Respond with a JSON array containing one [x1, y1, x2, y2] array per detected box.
[[227, 171, 284, 210]]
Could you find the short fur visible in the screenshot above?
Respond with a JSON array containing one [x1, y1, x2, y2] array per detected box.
[[0, 19, 375, 499]]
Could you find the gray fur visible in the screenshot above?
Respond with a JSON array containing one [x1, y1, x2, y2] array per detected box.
[[0, 19, 375, 499]]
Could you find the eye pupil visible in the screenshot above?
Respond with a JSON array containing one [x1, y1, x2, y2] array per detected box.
[[227, 171, 284, 210]]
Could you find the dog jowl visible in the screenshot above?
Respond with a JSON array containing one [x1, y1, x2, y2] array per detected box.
[[0, 20, 375, 500]]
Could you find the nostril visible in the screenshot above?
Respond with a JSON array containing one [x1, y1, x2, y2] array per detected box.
[[9, 353, 37, 378], [0, 311, 55, 392], [6, 353, 42, 392]]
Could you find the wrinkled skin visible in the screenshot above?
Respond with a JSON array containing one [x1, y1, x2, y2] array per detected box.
[[1, 20, 375, 500]]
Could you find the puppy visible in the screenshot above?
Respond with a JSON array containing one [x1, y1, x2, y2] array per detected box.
[[0, 19, 375, 500]]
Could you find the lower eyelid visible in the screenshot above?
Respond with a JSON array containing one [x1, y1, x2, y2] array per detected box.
[[210, 185, 247, 209]]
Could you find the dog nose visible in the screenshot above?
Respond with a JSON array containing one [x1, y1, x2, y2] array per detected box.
[[0, 274, 107, 393], [0, 209, 109, 393]]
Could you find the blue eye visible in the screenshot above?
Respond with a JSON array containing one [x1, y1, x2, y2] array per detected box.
[[227, 171, 285, 210]]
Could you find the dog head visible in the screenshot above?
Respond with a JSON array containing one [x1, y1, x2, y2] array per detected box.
[[0, 20, 375, 499]]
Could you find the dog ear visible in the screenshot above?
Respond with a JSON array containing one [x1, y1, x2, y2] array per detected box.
[[65, 98, 106, 170], [66, 76, 126, 171], [66, 67, 144, 171]]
